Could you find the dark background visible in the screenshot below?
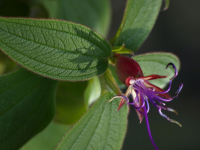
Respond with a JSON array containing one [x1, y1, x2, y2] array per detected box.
[[109, 0, 200, 150], [0, 0, 199, 150]]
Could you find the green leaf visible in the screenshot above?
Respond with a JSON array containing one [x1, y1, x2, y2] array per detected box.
[[0, 17, 112, 81], [56, 92, 128, 150], [21, 122, 71, 150], [113, 0, 162, 51], [57, 0, 111, 37], [0, 68, 57, 149], [55, 81, 88, 125], [112, 44, 134, 55], [133, 52, 180, 88], [84, 77, 101, 107], [32, 0, 111, 36]]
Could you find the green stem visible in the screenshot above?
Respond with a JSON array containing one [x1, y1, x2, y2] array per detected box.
[[99, 68, 122, 96], [99, 75, 108, 95], [103, 69, 122, 95]]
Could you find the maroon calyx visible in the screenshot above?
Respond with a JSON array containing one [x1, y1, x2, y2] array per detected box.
[[115, 54, 143, 84]]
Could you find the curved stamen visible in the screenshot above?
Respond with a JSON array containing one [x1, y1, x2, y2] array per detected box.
[[157, 105, 178, 115], [158, 109, 182, 127], [166, 63, 178, 80], [173, 83, 183, 98], [154, 80, 172, 94], [154, 95, 173, 102], [128, 98, 145, 109], [143, 99, 159, 150], [159, 102, 166, 106], [145, 99, 150, 113], [154, 83, 183, 102], [108, 95, 129, 103]]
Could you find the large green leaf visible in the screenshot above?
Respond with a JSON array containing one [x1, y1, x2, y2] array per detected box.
[[133, 52, 180, 88], [0, 17, 112, 81], [56, 92, 128, 150], [57, 0, 111, 37], [113, 0, 162, 51], [21, 122, 71, 150], [0, 68, 57, 149], [33, 0, 111, 37]]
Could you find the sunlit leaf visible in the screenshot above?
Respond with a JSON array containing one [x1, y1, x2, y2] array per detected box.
[[0, 17, 112, 81], [0, 68, 57, 149], [113, 0, 162, 51], [133, 52, 180, 88], [56, 92, 128, 150]]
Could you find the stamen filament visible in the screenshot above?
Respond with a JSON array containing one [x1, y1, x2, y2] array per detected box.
[[166, 63, 178, 80], [158, 109, 182, 127], [143, 101, 159, 150]]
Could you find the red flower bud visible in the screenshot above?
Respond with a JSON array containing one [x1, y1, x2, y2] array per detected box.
[[115, 54, 143, 85]]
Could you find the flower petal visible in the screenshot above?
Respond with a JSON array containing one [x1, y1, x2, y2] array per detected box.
[[117, 98, 127, 111], [135, 93, 144, 123], [139, 74, 167, 80]]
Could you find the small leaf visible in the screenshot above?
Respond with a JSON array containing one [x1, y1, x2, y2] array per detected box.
[[0, 17, 112, 81], [84, 77, 101, 107], [113, 0, 162, 51], [0, 68, 57, 149], [133, 52, 180, 88], [55, 81, 88, 125], [20, 121, 71, 150], [112, 44, 134, 55], [56, 92, 128, 150]]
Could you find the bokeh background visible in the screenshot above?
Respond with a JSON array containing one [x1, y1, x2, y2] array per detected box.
[[109, 0, 200, 150], [0, 0, 199, 150]]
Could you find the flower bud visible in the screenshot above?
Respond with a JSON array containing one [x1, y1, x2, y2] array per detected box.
[[115, 54, 143, 85]]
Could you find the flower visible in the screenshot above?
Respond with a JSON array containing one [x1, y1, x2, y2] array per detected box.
[[109, 54, 183, 150]]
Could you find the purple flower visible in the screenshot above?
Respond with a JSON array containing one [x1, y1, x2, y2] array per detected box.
[[109, 55, 183, 150]]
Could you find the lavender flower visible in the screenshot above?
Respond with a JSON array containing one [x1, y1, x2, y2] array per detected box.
[[109, 55, 183, 150]]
